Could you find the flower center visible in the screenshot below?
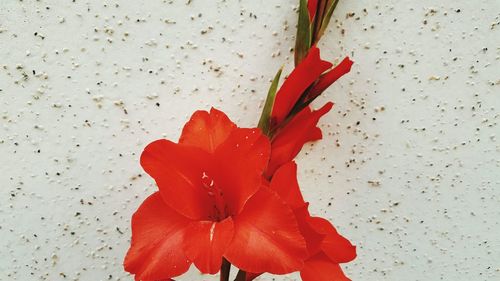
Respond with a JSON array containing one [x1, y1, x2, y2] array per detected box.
[[201, 172, 227, 221]]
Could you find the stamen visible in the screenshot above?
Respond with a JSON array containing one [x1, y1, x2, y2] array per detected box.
[[201, 171, 227, 221]]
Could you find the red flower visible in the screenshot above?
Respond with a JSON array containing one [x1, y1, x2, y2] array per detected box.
[[266, 102, 333, 178], [244, 162, 356, 281], [264, 47, 352, 178], [269, 45, 352, 129], [265, 46, 352, 178], [306, 57, 353, 102], [271, 46, 332, 126], [270, 162, 356, 281], [246, 162, 356, 281], [124, 108, 307, 280]]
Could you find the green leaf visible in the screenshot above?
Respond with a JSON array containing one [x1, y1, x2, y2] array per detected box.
[[294, 0, 312, 66], [258, 67, 283, 136]]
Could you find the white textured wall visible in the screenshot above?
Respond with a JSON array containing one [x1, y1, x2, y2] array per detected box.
[[1, 1, 499, 280]]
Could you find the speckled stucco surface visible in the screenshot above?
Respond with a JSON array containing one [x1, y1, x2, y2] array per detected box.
[[0, 1, 499, 280]]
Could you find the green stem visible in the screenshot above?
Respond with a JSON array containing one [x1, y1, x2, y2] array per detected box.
[[234, 269, 246, 281], [220, 258, 231, 281]]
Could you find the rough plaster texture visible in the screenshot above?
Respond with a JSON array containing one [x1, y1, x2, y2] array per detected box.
[[0, 0, 499, 280]]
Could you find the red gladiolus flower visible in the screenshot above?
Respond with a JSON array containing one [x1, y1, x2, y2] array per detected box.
[[270, 162, 356, 281], [271, 46, 332, 125], [306, 57, 354, 102], [268, 46, 352, 145], [124, 108, 307, 280], [300, 216, 356, 281], [266, 102, 333, 178], [244, 162, 355, 281]]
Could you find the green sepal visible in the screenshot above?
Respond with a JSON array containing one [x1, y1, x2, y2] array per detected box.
[[315, 0, 339, 42], [294, 0, 312, 66], [258, 67, 283, 136]]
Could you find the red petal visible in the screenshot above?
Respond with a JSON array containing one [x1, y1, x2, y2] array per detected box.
[[140, 139, 213, 220], [300, 253, 351, 281], [309, 217, 357, 263], [308, 0, 318, 20], [124, 193, 191, 280], [242, 205, 317, 281], [183, 218, 234, 274], [294, 205, 324, 257], [179, 108, 236, 153], [212, 128, 271, 215], [267, 102, 333, 177], [322, 232, 357, 263], [269, 162, 305, 209], [271, 47, 332, 125], [307, 57, 353, 100], [225, 188, 307, 274]]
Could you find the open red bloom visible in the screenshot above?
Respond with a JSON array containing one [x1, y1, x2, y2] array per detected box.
[[297, 210, 356, 281], [270, 162, 356, 281], [244, 162, 355, 281], [244, 162, 356, 281], [124, 108, 307, 280]]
